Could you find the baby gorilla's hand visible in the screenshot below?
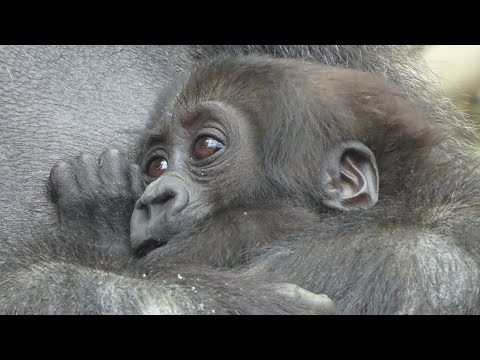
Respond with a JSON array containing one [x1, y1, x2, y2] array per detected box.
[[49, 149, 144, 258]]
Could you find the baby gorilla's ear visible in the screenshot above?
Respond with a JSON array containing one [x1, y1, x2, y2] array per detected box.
[[320, 140, 378, 211]]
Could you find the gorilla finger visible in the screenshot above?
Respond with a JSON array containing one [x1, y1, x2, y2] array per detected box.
[[74, 154, 101, 191], [98, 148, 129, 186], [273, 283, 334, 315], [48, 160, 78, 202], [129, 164, 145, 200]]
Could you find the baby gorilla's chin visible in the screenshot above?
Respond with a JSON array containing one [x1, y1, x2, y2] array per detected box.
[[133, 237, 169, 257], [131, 210, 211, 258], [131, 222, 181, 257]]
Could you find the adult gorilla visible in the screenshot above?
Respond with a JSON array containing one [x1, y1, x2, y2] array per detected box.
[[0, 46, 474, 314]]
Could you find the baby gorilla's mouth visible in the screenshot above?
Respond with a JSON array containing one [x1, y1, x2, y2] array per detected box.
[[134, 237, 169, 257]]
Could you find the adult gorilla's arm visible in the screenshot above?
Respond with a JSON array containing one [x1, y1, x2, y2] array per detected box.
[[0, 246, 333, 314]]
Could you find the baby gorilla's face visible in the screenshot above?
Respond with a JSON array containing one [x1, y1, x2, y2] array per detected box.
[[130, 101, 265, 257], [130, 57, 382, 261]]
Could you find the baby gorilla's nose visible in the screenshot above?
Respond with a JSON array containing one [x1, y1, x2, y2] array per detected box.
[[130, 176, 190, 254], [139, 176, 190, 218]]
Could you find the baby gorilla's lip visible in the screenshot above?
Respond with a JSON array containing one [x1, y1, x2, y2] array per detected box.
[[133, 237, 169, 257], [132, 219, 184, 257], [131, 207, 210, 258]]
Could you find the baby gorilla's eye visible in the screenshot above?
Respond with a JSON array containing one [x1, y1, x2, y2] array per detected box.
[[148, 157, 168, 178], [193, 136, 225, 160]]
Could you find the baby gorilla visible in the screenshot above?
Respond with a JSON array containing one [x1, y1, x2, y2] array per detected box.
[[51, 55, 480, 314]]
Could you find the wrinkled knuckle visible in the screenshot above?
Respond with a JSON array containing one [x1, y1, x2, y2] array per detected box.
[[101, 148, 122, 161], [99, 149, 127, 172], [79, 153, 95, 164], [53, 160, 68, 172], [108, 148, 121, 157], [49, 162, 61, 178], [49, 161, 68, 183]]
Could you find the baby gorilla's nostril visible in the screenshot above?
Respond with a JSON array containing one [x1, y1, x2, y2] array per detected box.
[[136, 202, 150, 219], [154, 190, 176, 204]]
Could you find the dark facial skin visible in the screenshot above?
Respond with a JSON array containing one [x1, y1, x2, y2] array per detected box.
[[3, 46, 478, 314]]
